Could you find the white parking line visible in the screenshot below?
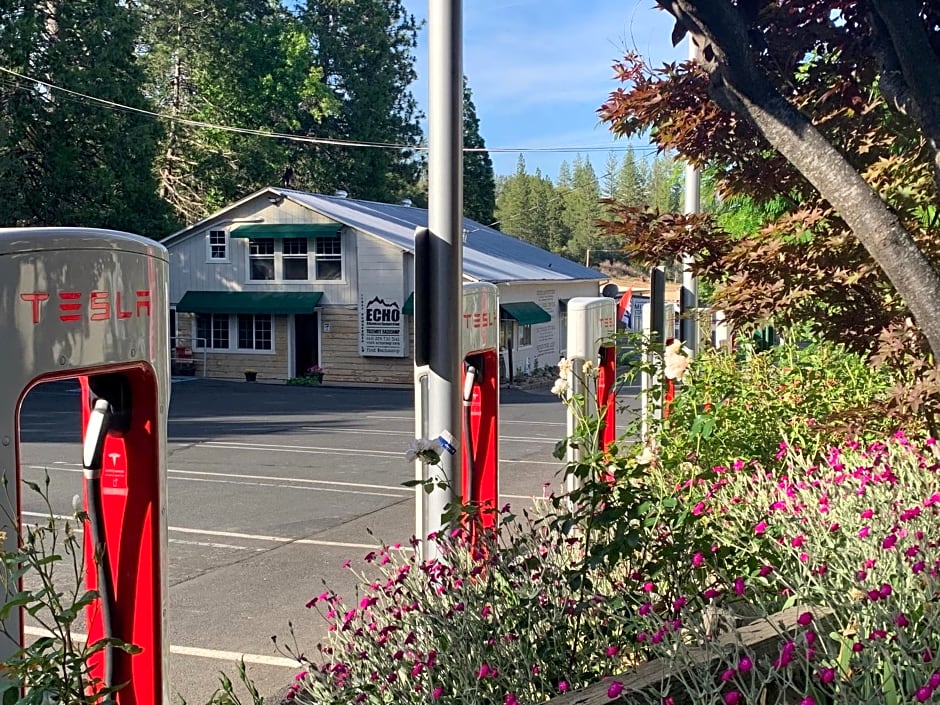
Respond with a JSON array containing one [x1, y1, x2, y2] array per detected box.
[[23, 626, 298, 668], [366, 414, 565, 427], [20, 510, 381, 551], [298, 426, 557, 443]]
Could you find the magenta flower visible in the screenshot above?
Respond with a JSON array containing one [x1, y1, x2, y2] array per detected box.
[[759, 564, 774, 577], [882, 534, 898, 550], [896, 613, 910, 628], [605, 645, 619, 657], [799, 698, 816, 705], [558, 681, 569, 693], [432, 686, 444, 700], [720, 668, 735, 682], [915, 686, 933, 703], [924, 649, 934, 663], [477, 663, 491, 679], [733, 577, 746, 596], [754, 521, 768, 535], [931, 673, 940, 689], [852, 641, 864, 653], [737, 656, 753, 673], [818, 667, 836, 684], [724, 691, 742, 705], [692, 552, 705, 568], [504, 693, 518, 705], [797, 612, 814, 627], [861, 508, 874, 519], [607, 680, 624, 699], [859, 526, 870, 538]]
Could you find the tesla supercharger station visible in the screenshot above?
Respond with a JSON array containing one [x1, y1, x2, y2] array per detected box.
[[0, 228, 169, 705], [415, 282, 499, 552], [565, 297, 616, 493]]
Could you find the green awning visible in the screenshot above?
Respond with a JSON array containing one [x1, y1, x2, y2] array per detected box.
[[402, 292, 414, 315], [230, 223, 341, 239], [500, 301, 551, 326], [176, 291, 323, 314]]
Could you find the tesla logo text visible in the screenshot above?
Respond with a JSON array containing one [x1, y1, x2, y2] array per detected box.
[[108, 452, 122, 466], [463, 312, 494, 329], [20, 290, 151, 324]]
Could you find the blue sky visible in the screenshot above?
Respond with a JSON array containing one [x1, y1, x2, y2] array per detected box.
[[403, 1, 687, 179]]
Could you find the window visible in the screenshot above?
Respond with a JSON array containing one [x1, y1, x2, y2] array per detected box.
[[315, 235, 342, 280], [282, 237, 308, 280], [207, 230, 228, 261], [519, 324, 532, 347], [249, 238, 275, 280], [237, 314, 273, 350], [196, 313, 230, 349]]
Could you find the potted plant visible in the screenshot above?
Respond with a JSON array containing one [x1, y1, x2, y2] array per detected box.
[[244, 369, 258, 382], [305, 364, 324, 384]]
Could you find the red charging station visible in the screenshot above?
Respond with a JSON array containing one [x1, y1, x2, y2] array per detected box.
[[0, 228, 170, 705], [459, 283, 500, 530], [565, 297, 617, 490], [414, 282, 500, 546]]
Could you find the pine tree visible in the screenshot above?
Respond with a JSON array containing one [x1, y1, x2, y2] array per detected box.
[[648, 154, 682, 214], [617, 147, 648, 207], [561, 155, 602, 264], [462, 78, 495, 225], [0, 0, 173, 236], [140, 0, 329, 221], [494, 156, 531, 234], [300, 0, 423, 202]]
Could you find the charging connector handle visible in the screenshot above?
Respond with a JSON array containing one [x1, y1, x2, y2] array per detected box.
[[83, 399, 112, 477]]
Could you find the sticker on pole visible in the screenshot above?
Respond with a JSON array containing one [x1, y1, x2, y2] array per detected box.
[[437, 430, 457, 456]]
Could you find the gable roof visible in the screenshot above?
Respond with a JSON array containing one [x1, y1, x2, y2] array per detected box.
[[163, 187, 605, 284]]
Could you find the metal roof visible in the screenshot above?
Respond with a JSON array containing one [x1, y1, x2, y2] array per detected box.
[[164, 187, 605, 283]]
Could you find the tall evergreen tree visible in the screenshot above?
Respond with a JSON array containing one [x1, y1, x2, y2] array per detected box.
[[648, 154, 682, 214], [561, 155, 602, 263], [0, 0, 172, 236], [616, 147, 648, 207], [494, 155, 531, 234], [462, 78, 495, 225], [140, 0, 330, 222], [301, 0, 423, 202]]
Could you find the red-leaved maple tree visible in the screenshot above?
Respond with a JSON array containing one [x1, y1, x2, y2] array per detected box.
[[598, 0, 940, 422]]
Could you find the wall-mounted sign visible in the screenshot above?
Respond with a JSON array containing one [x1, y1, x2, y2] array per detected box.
[[359, 292, 404, 356]]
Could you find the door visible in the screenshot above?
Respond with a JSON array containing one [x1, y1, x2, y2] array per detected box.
[[293, 313, 319, 377]]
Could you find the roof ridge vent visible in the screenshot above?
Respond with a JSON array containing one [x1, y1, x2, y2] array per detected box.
[[334, 190, 348, 199]]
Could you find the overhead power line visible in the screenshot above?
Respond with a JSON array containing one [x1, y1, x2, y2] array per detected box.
[[0, 65, 659, 157]]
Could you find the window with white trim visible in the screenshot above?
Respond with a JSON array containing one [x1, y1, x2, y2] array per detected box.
[[207, 230, 228, 261], [195, 313, 230, 349], [282, 237, 308, 280], [519, 324, 532, 347], [315, 235, 342, 280], [249, 238, 275, 280], [237, 314, 273, 350]]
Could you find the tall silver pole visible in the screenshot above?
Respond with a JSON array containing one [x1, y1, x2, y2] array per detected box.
[[680, 37, 700, 354], [424, 0, 463, 559]]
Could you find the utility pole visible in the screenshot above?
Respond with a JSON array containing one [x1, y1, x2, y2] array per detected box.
[[680, 36, 701, 354], [422, 0, 463, 560]]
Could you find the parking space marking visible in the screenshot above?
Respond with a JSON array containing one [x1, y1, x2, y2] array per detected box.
[[23, 626, 298, 668], [298, 426, 557, 443], [21, 510, 381, 550], [365, 414, 565, 427]]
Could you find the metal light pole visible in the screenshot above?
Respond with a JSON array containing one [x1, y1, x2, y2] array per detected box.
[[680, 36, 701, 354], [422, 0, 463, 559]]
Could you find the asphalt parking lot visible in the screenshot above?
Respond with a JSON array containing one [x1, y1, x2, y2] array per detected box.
[[16, 377, 614, 704]]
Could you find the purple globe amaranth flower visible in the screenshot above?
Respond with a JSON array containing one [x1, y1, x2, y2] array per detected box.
[[879, 583, 893, 598], [754, 521, 768, 535], [692, 552, 705, 568], [605, 645, 620, 657], [724, 691, 742, 705], [737, 656, 753, 673], [896, 613, 911, 628], [818, 667, 836, 684], [916, 686, 933, 703], [799, 698, 816, 705], [852, 641, 864, 653], [931, 672, 940, 689], [882, 534, 898, 550], [607, 680, 624, 699], [558, 680, 569, 693], [432, 686, 444, 700], [720, 668, 735, 682], [859, 526, 871, 538], [924, 648, 934, 663], [797, 611, 814, 627], [504, 693, 518, 705]]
